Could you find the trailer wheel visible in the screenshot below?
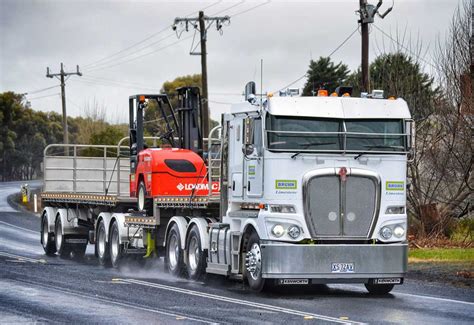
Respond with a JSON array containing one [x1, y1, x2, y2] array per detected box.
[[137, 181, 152, 213], [244, 231, 265, 292], [364, 283, 395, 295], [109, 221, 123, 268], [55, 217, 72, 258], [41, 213, 56, 256], [165, 223, 186, 277], [185, 225, 206, 280], [96, 220, 110, 266]]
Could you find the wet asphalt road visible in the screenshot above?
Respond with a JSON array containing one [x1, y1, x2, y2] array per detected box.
[[0, 181, 473, 324]]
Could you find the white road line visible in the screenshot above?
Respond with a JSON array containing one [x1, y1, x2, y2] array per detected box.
[[0, 220, 39, 234], [0, 251, 44, 264], [10, 278, 214, 324], [122, 278, 364, 324], [341, 284, 474, 307], [395, 291, 474, 307]]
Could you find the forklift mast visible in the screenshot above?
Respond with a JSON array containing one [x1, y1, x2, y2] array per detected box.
[[176, 87, 203, 156]]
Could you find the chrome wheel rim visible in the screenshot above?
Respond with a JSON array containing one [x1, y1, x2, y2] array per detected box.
[[168, 233, 179, 269], [98, 225, 106, 258], [55, 220, 62, 251], [42, 218, 48, 247], [188, 236, 199, 272], [246, 243, 262, 281], [111, 228, 119, 261], [138, 186, 145, 211]]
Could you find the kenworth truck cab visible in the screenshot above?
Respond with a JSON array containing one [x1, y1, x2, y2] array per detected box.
[[214, 87, 414, 292]]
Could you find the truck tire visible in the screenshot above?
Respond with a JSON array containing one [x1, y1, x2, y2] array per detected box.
[[109, 221, 124, 268], [41, 213, 56, 256], [55, 217, 72, 258], [96, 220, 110, 266], [244, 231, 266, 292], [137, 181, 152, 213], [165, 223, 186, 277], [364, 283, 395, 295], [185, 225, 206, 280]]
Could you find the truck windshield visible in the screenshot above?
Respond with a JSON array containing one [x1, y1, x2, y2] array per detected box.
[[266, 114, 405, 153]]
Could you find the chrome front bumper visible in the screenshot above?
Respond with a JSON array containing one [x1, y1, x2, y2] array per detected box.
[[260, 242, 408, 281]]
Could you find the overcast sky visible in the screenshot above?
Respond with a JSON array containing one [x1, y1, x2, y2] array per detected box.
[[0, 0, 458, 123]]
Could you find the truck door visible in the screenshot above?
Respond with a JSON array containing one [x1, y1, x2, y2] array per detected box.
[[229, 118, 244, 199], [244, 117, 263, 198]]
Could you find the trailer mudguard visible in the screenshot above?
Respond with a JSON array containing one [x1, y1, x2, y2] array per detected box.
[[187, 217, 212, 250], [163, 216, 189, 249], [42, 207, 57, 233]]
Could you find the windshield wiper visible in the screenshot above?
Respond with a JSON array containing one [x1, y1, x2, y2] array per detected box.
[[291, 142, 336, 159], [355, 145, 405, 160], [363, 145, 405, 150]]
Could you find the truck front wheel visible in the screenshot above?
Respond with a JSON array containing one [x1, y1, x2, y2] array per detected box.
[[41, 214, 56, 256], [365, 283, 395, 295], [244, 231, 265, 292]]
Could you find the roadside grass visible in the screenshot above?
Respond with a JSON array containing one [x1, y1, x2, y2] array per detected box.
[[409, 248, 474, 262]]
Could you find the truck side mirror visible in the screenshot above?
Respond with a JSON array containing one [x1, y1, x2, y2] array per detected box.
[[243, 118, 256, 156], [405, 119, 415, 163], [244, 81, 256, 103], [242, 144, 255, 156]]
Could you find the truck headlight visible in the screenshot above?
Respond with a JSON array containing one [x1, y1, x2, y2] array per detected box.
[[386, 206, 405, 214], [380, 226, 392, 239], [269, 205, 296, 213], [393, 225, 405, 238], [272, 224, 285, 237], [287, 225, 301, 239]]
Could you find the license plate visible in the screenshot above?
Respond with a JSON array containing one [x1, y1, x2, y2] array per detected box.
[[331, 262, 354, 273]]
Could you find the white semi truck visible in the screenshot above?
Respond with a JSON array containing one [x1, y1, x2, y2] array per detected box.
[[40, 85, 413, 293]]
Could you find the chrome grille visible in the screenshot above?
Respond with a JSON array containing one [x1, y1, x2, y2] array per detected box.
[[304, 169, 379, 238]]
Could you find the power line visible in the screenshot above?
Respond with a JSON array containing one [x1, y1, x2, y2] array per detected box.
[[82, 75, 159, 90], [24, 84, 60, 95], [83, 33, 177, 71], [82, 1, 223, 70], [85, 35, 193, 73], [273, 26, 359, 93], [231, 0, 271, 18], [372, 24, 438, 70], [26, 92, 60, 100], [212, 0, 245, 15]]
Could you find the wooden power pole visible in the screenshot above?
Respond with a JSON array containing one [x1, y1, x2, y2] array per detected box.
[[173, 11, 230, 138], [46, 63, 82, 148], [358, 0, 393, 93]]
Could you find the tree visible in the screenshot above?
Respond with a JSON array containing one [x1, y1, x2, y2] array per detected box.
[[409, 0, 473, 236], [302, 57, 350, 96], [348, 53, 438, 122]]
